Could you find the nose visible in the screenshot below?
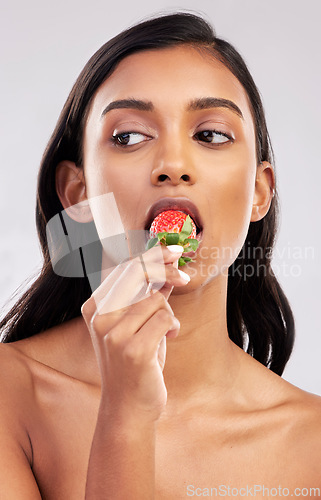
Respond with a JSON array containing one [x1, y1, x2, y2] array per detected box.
[[150, 134, 196, 186]]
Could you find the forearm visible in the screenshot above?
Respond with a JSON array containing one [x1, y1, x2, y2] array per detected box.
[[85, 406, 157, 499], [82, 247, 185, 499]]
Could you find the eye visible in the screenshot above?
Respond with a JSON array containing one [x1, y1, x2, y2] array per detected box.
[[111, 132, 150, 147], [194, 130, 233, 145]]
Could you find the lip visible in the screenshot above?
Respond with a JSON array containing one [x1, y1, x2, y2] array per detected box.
[[144, 197, 204, 237]]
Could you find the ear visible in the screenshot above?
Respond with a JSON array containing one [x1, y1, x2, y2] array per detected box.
[[251, 161, 275, 222], [55, 161, 93, 223]]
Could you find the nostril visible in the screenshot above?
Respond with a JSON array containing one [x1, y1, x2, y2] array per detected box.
[[157, 173, 191, 183]]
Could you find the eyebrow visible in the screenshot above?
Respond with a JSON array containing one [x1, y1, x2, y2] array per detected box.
[[188, 97, 243, 119], [101, 99, 154, 118], [100, 97, 243, 119]]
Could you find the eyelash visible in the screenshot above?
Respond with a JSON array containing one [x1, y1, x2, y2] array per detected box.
[[110, 129, 233, 148], [111, 132, 150, 147], [194, 130, 233, 145]]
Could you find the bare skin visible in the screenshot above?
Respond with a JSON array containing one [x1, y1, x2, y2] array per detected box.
[[1, 313, 321, 499], [0, 46, 320, 499]]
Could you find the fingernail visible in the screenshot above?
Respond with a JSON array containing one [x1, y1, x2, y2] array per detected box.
[[167, 245, 184, 254], [178, 269, 190, 282]]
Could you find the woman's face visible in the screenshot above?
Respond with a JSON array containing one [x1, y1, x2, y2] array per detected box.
[[82, 45, 262, 287]]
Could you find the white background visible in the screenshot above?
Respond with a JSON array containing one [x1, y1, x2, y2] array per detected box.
[[0, 0, 320, 394]]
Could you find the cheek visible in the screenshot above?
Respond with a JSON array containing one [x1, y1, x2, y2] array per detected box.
[[206, 158, 256, 259], [226, 163, 254, 217], [83, 132, 145, 204], [84, 159, 147, 236]]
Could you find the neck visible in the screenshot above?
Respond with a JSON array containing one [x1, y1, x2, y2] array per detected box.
[[164, 274, 240, 406]]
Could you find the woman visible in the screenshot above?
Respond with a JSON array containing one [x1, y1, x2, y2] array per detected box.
[[0, 12, 320, 499]]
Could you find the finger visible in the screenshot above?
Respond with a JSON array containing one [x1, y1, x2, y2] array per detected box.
[[142, 244, 184, 265], [82, 245, 185, 323], [142, 245, 182, 290], [110, 308, 179, 376], [158, 255, 179, 301], [130, 308, 180, 359], [81, 260, 165, 332], [88, 245, 183, 314], [93, 291, 175, 345], [82, 256, 130, 319], [93, 256, 189, 316], [141, 244, 183, 295], [82, 264, 130, 329]]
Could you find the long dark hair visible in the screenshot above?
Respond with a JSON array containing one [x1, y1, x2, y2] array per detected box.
[[0, 12, 294, 375]]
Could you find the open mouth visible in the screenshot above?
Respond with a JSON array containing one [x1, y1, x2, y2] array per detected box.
[[144, 197, 204, 239]]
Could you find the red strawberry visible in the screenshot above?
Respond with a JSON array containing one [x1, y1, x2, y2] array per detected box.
[[150, 210, 197, 238], [147, 210, 200, 266]]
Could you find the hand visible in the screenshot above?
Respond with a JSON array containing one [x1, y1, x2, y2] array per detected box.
[[81, 245, 190, 422]]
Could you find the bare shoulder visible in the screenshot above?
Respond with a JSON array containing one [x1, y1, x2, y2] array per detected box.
[[0, 319, 81, 417], [0, 342, 36, 461], [5, 316, 96, 384], [0, 343, 42, 498], [284, 381, 321, 439], [0, 342, 37, 421], [280, 382, 321, 483], [236, 347, 321, 481], [258, 354, 321, 437], [0, 341, 34, 398], [257, 360, 321, 483]]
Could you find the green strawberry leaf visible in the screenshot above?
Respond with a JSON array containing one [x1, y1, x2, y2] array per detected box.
[[178, 231, 188, 243], [180, 215, 193, 237], [184, 239, 199, 252], [178, 256, 196, 266], [165, 233, 180, 245], [147, 216, 199, 266]]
